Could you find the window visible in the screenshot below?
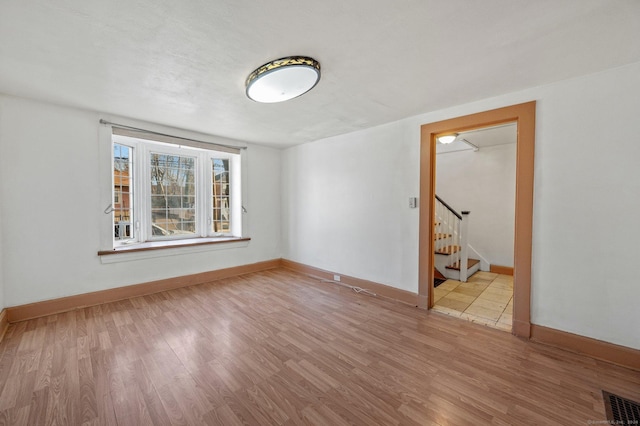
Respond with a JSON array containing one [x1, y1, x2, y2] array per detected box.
[[113, 144, 132, 240], [150, 152, 196, 236], [110, 130, 242, 247], [212, 158, 230, 233]]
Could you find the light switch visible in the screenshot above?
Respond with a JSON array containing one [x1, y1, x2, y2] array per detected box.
[[409, 197, 418, 208]]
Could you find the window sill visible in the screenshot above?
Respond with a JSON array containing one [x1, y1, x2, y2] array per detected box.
[[98, 237, 251, 264]]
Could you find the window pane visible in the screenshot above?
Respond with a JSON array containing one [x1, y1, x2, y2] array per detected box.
[[150, 153, 196, 237], [212, 158, 230, 233], [114, 144, 134, 240]]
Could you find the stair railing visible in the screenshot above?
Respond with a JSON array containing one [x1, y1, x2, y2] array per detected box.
[[459, 211, 470, 282], [435, 195, 471, 282]]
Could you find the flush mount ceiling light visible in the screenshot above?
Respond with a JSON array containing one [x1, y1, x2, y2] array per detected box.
[[438, 133, 458, 144], [245, 56, 321, 103]]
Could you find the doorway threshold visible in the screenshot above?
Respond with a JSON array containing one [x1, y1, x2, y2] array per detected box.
[[432, 271, 513, 332]]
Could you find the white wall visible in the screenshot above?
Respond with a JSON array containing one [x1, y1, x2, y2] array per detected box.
[[0, 180, 4, 311], [282, 121, 420, 293], [436, 143, 516, 268], [0, 94, 281, 307], [282, 61, 640, 350], [0, 104, 5, 310]]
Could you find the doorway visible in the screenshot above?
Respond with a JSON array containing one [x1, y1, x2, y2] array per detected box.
[[432, 123, 517, 331], [418, 102, 536, 338]]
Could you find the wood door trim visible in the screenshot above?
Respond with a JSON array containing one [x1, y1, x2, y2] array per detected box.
[[419, 101, 536, 338]]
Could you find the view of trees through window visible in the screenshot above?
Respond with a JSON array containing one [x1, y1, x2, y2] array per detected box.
[[150, 153, 196, 235], [112, 137, 237, 243], [212, 158, 230, 233]]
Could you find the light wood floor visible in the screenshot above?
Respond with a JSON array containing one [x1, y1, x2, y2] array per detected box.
[[0, 268, 638, 425]]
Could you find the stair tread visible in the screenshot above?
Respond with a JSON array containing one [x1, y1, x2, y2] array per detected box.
[[433, 233, 451, 240], [446, 258, 480, 270], [435, 245, 460, 255]]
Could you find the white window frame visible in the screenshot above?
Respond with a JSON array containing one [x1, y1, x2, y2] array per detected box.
[[110, 134, 243, 248]]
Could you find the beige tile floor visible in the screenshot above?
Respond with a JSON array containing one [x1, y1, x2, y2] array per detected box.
[[432, 271, 513, 331]]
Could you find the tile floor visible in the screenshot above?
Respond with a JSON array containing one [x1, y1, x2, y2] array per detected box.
[[432, 271, 513, 331]]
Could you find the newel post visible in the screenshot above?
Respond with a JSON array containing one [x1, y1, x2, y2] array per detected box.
[[460, 211, 470, 282]]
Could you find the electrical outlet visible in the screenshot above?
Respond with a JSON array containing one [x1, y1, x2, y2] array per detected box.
[[333, 274, 341, 282]]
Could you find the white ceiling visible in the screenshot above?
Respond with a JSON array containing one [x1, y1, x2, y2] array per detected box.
[[1, 1, 639, 148], [436, 123, 516, 154]]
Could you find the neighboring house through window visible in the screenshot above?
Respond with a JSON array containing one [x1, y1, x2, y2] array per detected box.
[[110, 128, 242, 247]]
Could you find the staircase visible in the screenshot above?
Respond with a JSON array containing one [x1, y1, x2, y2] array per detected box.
[[434, 195, 481, 282]]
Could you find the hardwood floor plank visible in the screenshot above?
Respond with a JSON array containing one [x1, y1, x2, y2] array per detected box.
[[0, 375, 20, 411], [397, 400, 443, 426], [170, 375, 217, 421], [43, 374, 74, 426], [13, 371, 36, 413], [0, 405, 29, 426], [255, 378, 311, 424], [301, 404, 351, 426], [77, 357, 98, 424], [345, 367, 404, 409], [209, 358, 255, 393], [94, 389, 117, 426], [183, 368, 227, 411], [155, 384, 190, 426], [329, 381, 400, 426], [206, 404, 244, 426], [0, 268, 638, 425], [238, 384, 290, 425], [26, 387, 49, 426]]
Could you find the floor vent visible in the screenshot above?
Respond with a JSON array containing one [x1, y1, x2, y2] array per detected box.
[[603, 391, 640, 424]]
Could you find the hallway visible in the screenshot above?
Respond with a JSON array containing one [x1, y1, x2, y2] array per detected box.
[[433, 271, 513, 331]]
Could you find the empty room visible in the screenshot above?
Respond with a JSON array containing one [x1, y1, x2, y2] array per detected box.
[[0, 1, 639, 424]]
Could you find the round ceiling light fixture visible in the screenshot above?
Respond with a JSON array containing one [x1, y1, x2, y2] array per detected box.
[[438, 133, 458, 144], [245, 56, 321, 103]]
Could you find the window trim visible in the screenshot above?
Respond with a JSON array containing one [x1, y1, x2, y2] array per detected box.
[[98, 237, 251, 263], [98, 119, 248, 259], [145, 142, 202, 242]]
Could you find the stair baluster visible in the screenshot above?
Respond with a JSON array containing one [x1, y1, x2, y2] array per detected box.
[[435, 195, 472, 282], [459, 211, 470, 282]]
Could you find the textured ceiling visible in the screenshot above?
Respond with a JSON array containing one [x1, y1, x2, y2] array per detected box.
[[1, 1, 639, 147]]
